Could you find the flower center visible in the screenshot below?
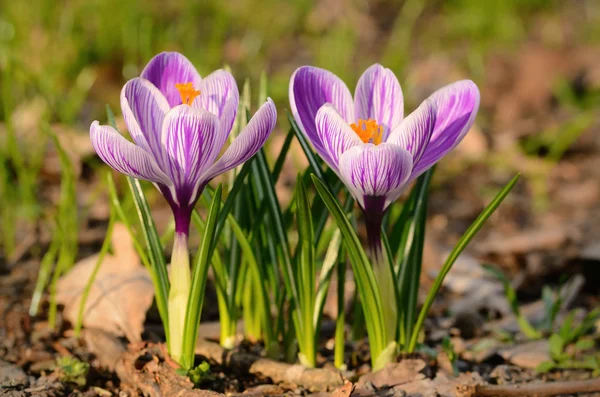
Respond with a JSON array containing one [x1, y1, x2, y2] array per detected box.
[[175, 82, 201, 106], [350, 119, 384, 145]]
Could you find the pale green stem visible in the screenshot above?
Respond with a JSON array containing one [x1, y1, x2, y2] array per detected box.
[[369, 245, 398, 347], [168, 232, 191, 364]]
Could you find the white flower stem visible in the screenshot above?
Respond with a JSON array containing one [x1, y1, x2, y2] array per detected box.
[[168, 232, 191, 364]]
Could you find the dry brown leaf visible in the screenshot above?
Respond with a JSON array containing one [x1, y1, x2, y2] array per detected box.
[[498, 340, 550, 369], [356, 359, 426, 390], [331, 381, 354, 397], [56, 224, 154, 341]]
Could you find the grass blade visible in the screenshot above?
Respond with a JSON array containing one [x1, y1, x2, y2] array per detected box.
[[74, 206, 116, 337], [127, 177, 170, 345], [311, 174, 387, 368], [396, 168, 433, 348], [295, 174, 316, 366], [181, 185, 222, 370], [254, 149, 300, 323], [407, 174, 521, 352]]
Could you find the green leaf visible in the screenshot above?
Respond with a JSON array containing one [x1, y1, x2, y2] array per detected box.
[[569, 308, 600, 344], [535, 361, 556, 373], [408, 174, 521, 352], [575, 338, 595, 351], [311, 174, 388, 370], [254, 149, 301, 328], [542, 285, 561, 331], [295, 174, 316, 367], [127, 177, 171, 346], [181, 185, 222, 370], [75, 206, 117, 337], [397, 168, 433, 348], [314, 228, 342, 330], [549, 333, 565, 358], [225, 211, 277, 356], [484, 265, 541, 340]]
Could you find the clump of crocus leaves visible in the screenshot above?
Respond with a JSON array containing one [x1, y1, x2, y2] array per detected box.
[[90, 52, 518, 371]]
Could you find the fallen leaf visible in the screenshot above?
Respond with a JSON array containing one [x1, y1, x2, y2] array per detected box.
[[356, 359, 426, 389], [56, 224, 154, 341], [331, 381, 354, 397], [498, 340, 550, 369]]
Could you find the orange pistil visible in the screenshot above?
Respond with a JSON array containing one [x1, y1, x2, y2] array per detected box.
[[175, 82, 201, 106], [350, 119, 384, 145]]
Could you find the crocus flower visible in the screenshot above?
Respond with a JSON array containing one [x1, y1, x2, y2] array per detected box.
[[289, 64, 479, 344], [90, 52, 277, 363], [290, 64, 479, 245]]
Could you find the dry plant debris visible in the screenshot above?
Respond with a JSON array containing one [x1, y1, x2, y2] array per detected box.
[[56, 224, 154, 341]]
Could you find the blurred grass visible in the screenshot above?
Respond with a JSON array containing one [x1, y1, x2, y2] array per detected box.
[[0, 0, 570, 123], [0, 0, 599, 254]]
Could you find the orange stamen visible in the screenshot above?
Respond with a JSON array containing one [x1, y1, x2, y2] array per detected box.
[[175, 82, 201, 106], [350, 119, 383, 145]]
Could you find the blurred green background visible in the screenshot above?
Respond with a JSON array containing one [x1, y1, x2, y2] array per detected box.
[[1, 0, 599, 257], [3, 0, 597, 125]]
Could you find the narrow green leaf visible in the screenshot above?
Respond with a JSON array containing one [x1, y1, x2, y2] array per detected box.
[[181, 185, 222, 370], [255, 149, 301, 325], [397, 168, 432, 348], [314, 228, 342, 330], [29, 233, 60, 316], [312, 174, 387, 368], [408, 174, 521, 352], [75, 207, 117, 336], [127, 177, 171, 344], [484, 264, 541, 340], [549, 333, 565, 358], [535, 361, 556, 373], [226, 211, 277, 356], [106, 173, 151, 269], [295, 174, 316, 367]]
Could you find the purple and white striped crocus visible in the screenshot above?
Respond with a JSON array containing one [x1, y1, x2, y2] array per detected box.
[[290, 64, 479, 344], [90, 52, 277, 363]]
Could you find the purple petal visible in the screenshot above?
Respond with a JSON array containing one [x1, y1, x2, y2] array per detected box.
[[194, 69, 239, 125], [338, 143, 413, 210], [90, 121, 170, 185], [161, 105, 219, 206], [200, 98, 277, 184], [141, 52, 202, 107], [354, 64, 403, 140], [386, 98, 436, 165], [192, 70, 239, 158], [411, 80, 480, 179], [121, 78, 170, 161], [289, 66, 354, 164], [315, 104, 363, 172]]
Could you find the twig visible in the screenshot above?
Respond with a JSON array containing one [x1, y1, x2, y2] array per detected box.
[[195, 338, 344, 391], [457, 377, 600, 397]]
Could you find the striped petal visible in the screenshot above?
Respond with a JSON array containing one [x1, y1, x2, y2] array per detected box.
[[161, 105, 219, 206], [386, 98, 436, 165], [90, 121, 170, 186], [194, 69, 239, 126], [200, 98, 277, 184], [315, 104, 363, 173], [412, 80, 480, 179], [289, 66, 354, 164], [354, 64, 403, 140], [338, 143, 413, 210], [141, 52, 202, 108], [121, 78, 170, 161]]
